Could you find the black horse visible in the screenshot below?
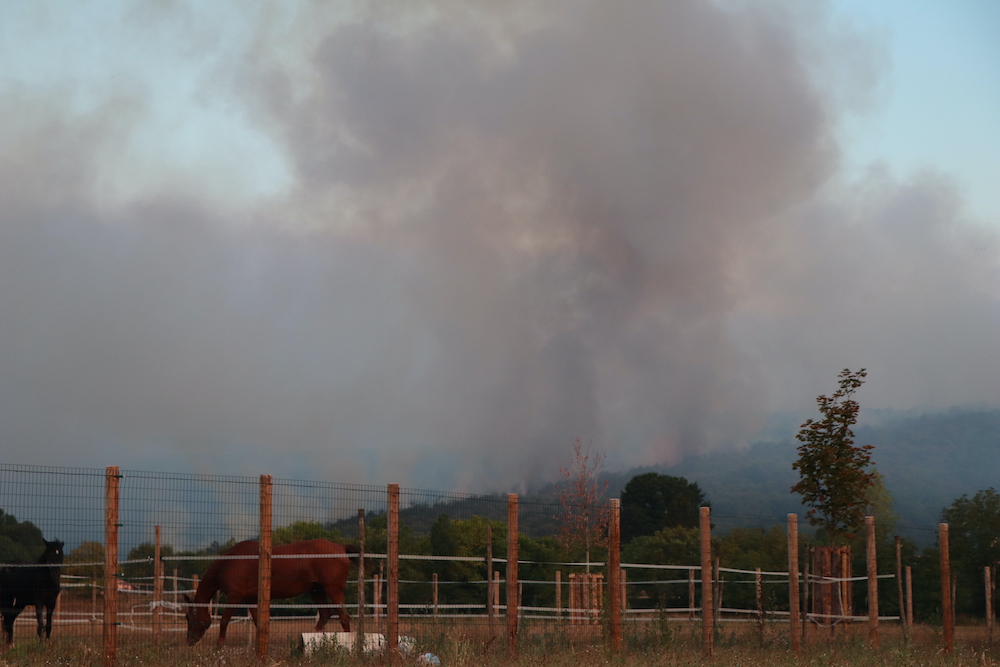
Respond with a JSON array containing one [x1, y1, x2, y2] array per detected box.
[[0, 538, 64, 643]]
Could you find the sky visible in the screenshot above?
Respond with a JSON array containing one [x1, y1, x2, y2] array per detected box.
[[0, 1, 998, 491]]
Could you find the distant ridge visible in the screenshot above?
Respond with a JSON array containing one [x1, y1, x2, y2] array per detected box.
[[525, 408, 1000, 546]]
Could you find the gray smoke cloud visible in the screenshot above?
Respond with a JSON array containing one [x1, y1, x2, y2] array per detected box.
[[1, 1, 997, 490]]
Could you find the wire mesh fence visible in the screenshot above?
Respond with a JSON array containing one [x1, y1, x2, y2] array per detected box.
[[0, 462, 991, 662]]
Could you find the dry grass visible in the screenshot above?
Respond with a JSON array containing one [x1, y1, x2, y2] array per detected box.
[[1, 620, 998, 667]]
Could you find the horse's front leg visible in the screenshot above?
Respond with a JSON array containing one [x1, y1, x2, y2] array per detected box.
[[34, 604, 45, 639], [216, 605, 238, 648], [44, 601, 55, 639]]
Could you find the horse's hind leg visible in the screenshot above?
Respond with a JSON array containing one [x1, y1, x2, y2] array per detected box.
[[321, 586, 351, 632], [1, 610, 15, 644], [0, 591, 15, 644], [309, 586, 333, 631]]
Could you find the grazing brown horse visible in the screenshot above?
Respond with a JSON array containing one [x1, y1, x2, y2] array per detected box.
[[183, 539, 359, 647]]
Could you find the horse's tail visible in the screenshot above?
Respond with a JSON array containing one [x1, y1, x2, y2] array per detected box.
[[345, 545, 360, 566], [344, 544, 376, 573]]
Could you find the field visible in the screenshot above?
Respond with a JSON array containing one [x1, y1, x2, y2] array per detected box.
[[2, 611, 999, 667]]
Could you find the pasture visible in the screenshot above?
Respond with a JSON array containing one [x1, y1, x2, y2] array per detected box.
[[0, 463, 996, 666], [0, 622, 998, 667]]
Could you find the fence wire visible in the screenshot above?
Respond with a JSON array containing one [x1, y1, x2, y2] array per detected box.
[[0, 463, 984, 658]]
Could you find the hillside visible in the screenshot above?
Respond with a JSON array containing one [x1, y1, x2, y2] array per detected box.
[[527, 408, 1000, 546], [328, 409, 996, 548]]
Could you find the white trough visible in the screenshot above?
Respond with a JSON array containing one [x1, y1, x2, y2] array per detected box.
[[300, 632, 415, 655]]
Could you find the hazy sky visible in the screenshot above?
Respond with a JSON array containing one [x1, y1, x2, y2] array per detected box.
[[1, 1, 998, 490]]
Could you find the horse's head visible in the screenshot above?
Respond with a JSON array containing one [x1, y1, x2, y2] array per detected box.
[[42, 539, 64, 565], [182, 594, 212, 645]]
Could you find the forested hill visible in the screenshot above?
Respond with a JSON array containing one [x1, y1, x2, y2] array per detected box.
[[339, 409, 995, 546], [587, 408, 1000, 543]]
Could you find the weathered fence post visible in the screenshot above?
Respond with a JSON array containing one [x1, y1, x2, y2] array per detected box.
[[866, 515, 879, 647], [895, 536, 905, 636], [388, 484, 400, 653], [689, 568, 695, 620], [755, 567, 764, 644], [507, 493, 519, 656], [153, 525, 163, 644], [555, 570, 561, 621], [986, 565, 994, 644], [432, 573, 439, 616], [256, 474, 273, 659], [486, 524, 495, 636], [905, 565, 913, 637], [608, 498, 622, 652], [621, 568, 627, 616], [714, 557, 722, 624], [355, 509, 366, 655], [940, 522, 953, 654], [700, 506, 713, 657], [787, 513, 801, 655], [373, 572, 381, 634], [104, 465, 120, 667]]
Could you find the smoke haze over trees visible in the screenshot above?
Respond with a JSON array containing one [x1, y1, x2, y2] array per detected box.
[[1, 2, 998, 490]]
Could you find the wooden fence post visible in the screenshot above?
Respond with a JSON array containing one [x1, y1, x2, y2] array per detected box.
[[432, 573, 439, 616], [940, 523, 953, 654], [986, 565, 994, 644], [787, 513, 801, 655], [388, 484, 400, 653], [104, 466, 120, 667], [905, 565, 913, 636], [756, 567, 764, 644], [555, 570, 562, 620], [373, 572, 381, 635], [608, 498, 621, 652], [507, 493, 519, 656], [866, 516, 878, 647], [356, 509, 366, 655], [714, 557, 722, 624], [983, 565, 996, 644], [700, 506, 713, 657], [256, 475, 273, 659], [895, 536, 905, 636], [486, 524, 495, 637], [689, 568, 695, 620], [621, 568, 627, 616], [153, 525, 163, 644]]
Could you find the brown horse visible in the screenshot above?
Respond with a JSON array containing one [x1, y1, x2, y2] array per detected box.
[[183, 539, 359, 646]]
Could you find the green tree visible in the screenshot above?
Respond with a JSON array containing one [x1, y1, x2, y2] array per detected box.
[[121, 542, 178, 584], [621, 526, 700, 610], [63, 540, 105, 597], [716, 526, 790, 613], [0, 509, 45, 564], [272, 520, 342, 546], [791, 368, 876, 543], [941, 488, 1000, 616], [620, 473, 707, 543]]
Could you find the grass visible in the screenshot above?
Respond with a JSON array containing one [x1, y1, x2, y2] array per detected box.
[[1, 623, 998, 666]]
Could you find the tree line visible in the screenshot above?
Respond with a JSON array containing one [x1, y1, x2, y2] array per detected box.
[[2, 366, 997, 621], [0, 486, 997, 619]]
